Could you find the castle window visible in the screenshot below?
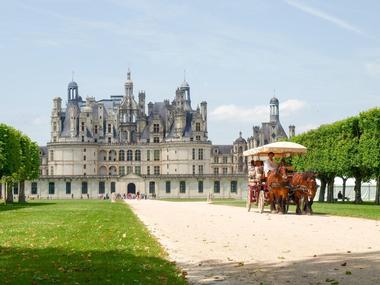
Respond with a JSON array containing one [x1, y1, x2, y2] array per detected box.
[[81, 122, 85, 132], [108, 137, 111, 143], [198, 149, 203, 160], [231, 181, 237, 193], [50, 166, 54, 176], [213, 168, 219, 175], [154, 166, 160, 175], [198, 165, 203, 175], [119, 150, 125, 161], [127, 166, 132, 174], [66, 182, 71, 195], [83, 164, 86, 169], [154, 150, 160, 161], [192, 148, 196, 160], [99, 181, 105, 194], [149, 181, 155, 194], [83, 155, 86, 161], [214, 156, 218, 164], [127, 150, 133, 161], [153, 137, 159, 143], [119, 166, 125, 176], [135, 166, 141, 175], [50, 150, 54, 161], [153, 124, 160, 133], [195, 122, 201, 132], [223, 167, 228, 175], [198, 181, 203, 193], [81, 182, 88, 195], [238, 146, 243, 153], [147, 150, 150, 161], [108, 124, 111, 133], [48, 182, 55, 195], [166, 181, 171, 193], [179, 181, 186, 193], [95, 125, 98, 134], [53, 122, 57, 132], [147, 166, 150, 175], [111, 182, 116, 193], [223, 156, 228, 164], [196, 136, 201, 141], [214, 181, 220, 193], [31, 182, 38, 195], [135, 150, 141, 161], [192, 165, 196, 175], [82, 136, 84, 142]]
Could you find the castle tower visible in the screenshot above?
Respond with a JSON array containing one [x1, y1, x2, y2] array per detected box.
[[269, 97, 279, 122], [289, 125, 296, 138], [124, 69, 133, 98], [68, 81, 79, 102]]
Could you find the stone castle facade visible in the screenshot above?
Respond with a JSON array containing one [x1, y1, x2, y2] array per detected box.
[[20, 71, 293, 199]]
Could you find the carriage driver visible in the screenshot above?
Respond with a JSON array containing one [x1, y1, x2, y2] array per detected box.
[[264, 152, 278, 176]]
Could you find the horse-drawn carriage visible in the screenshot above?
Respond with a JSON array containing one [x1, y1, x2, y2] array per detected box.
[[243, 142, 318, 215]]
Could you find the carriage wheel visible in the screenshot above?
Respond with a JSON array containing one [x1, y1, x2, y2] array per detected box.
[[258, 190, 265, 213]]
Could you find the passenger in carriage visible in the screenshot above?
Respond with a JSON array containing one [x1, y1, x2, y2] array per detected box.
[[264, 152, 278, 176], [248, 160, 264, 185]]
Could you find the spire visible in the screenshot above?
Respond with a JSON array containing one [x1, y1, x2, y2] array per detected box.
[[124, 68, 133, 97]]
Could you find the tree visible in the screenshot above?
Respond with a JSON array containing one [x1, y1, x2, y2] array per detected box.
[[359, 108, 380, 204], [0, 124, 21, 204]]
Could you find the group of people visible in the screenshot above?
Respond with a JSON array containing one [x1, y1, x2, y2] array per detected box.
[[248, 152, 285, 186]]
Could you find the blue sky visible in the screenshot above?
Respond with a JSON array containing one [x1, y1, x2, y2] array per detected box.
[[0, 0, 379, 145]]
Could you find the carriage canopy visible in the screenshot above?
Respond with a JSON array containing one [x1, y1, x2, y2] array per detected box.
[[243, 141, 307, 158]]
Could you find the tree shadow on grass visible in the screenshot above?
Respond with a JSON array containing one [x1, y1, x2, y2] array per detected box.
[[0, 246, 186, 285], [183, 251, 380, 285], [0, 202, 56, 212]]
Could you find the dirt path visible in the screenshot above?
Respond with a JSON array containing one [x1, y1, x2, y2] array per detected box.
[[126, 200, 380, 285]]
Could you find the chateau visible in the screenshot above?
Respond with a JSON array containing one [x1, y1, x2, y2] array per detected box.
[[23, 71, 293, 199]]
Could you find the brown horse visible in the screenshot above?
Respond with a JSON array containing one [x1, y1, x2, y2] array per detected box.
[[291, 172, 318, 214], [267, 167, 289, 214]]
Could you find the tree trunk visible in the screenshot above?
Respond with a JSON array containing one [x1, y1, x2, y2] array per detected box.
[[375, 175, 380, 205], [19, 180, 26, 203], [318, 178, 327, 202], [5, 182, 13, 204], [0, 182, 2, 199], [354, 176, 363, 204], [342, 178, 347, 202], [327, 177, 335, 203]]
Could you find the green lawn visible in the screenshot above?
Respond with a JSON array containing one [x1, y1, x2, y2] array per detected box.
[[211, 199, 380, 220], [0, 200, 186, 285]]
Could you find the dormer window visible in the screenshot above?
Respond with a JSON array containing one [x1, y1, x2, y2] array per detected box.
[[196, 122, 201, 132], [153, 124, 160, 133]]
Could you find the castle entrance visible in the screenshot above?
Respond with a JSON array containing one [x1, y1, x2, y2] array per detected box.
[[127, 183, 136, 194]]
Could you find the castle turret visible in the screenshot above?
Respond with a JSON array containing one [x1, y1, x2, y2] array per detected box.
[[270, 97, 279, 122], [138, 91, 146, 115], [289, 125, 296, 138]]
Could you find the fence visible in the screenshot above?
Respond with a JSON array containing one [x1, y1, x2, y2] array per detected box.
[[317, 184, 377, 201]]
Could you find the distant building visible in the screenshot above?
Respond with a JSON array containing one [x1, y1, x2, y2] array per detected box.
[[23, 71, 249, 199], [247, 97, 295, 149]]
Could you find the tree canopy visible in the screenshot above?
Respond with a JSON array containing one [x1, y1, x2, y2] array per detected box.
[[290, 108, 380, 204]]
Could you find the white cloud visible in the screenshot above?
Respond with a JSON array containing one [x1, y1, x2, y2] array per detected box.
[[210, 99, 306, 123], [284, 0, 366, 37]]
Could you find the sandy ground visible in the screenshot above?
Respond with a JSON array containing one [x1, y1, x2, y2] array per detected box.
[[126, 200, 380, 285]]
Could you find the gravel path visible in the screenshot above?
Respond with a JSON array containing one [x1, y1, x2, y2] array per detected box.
[[126, 200, 380, 285]]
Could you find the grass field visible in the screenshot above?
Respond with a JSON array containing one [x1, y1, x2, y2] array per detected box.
[[0, 200, 186, 285], [210, 199, 380, 220]]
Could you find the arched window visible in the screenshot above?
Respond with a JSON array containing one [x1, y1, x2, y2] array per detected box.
[[135, 150, 141, 161], [119, 150, 125, 161], [127, 150, 133, 161]]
